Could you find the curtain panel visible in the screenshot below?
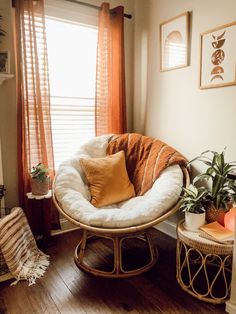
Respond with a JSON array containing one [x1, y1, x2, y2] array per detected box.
[[95, 2, 127, 135], [14, 0, 59, 228]]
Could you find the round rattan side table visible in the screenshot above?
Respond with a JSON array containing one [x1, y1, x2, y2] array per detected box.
[[176, 220, 233, 304]]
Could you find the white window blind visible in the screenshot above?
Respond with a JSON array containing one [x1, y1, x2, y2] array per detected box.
[[45, 15, 97, 168]]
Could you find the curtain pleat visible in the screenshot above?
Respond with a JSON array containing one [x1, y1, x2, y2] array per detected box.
[[14, 0, 59, 229], [95, 3, 127, 135]]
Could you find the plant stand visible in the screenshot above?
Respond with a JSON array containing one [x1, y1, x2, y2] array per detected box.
[[176, 220, 233, 304], [26, 190, 52, 238]]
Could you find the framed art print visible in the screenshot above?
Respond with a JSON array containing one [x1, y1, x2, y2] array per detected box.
[[160, 12, 190, 71], [200, 21, 236, 89]]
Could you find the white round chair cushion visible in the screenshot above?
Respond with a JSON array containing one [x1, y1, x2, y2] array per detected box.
[[54, 135, 183, 228]]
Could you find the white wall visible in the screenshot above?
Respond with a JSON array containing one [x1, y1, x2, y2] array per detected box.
[[134, 0, 236, 161], [133, 0, 149, 135], [133, 0, 236, 223], [0, 0, 134, 208], [0, 138, 5, 216], [0, 0, 17, 209]]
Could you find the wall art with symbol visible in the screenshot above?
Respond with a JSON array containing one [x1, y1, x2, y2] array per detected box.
[[200, 21, 236, 89]]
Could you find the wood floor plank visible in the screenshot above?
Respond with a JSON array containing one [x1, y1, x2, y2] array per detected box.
[[38, 263, 88, 314], [48, 231, 161, 313], [0, 228, 227, 314], [1, 278, 60, 314], [84, 275, 161, 314], [128, 275, 189, 314], [47, 231, 114, 314], [0, 296, 7, 314]]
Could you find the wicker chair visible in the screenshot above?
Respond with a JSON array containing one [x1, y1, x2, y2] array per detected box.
[[53, 135, 190, 278]]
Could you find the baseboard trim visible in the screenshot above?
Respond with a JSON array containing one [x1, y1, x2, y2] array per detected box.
[[225, 301, 236, 313], [51, 218, 79, 236], [154, 220, 177, 239], [52, 218, 178, 238]]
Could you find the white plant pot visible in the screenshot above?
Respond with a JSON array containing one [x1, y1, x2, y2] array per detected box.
[[185, 212, 206, 231]]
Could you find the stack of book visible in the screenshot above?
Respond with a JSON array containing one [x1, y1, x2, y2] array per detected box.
[[200, 221, 234, 244]]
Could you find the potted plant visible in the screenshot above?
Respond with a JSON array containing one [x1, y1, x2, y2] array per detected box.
[[191, 149, 236, 224], [30, 163, 50, 195], [180, 184, 209, 231]]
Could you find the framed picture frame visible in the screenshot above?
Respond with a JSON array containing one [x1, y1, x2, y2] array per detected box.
[[0, 51, 10, 74], [160, 12, 190, 72], [199, 21, 236, 89]]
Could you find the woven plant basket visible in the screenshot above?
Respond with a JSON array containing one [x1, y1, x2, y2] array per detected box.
[[31, 177, 49, 195], [206, 202, 233, 225], [206, 206, 227, 225]]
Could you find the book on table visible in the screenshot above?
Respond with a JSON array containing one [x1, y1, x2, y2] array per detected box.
[[200, 221, 234, 242]]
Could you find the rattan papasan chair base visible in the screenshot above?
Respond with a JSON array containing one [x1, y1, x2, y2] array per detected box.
[[53, 134, 189, 278], [76, 226, 158, 278]]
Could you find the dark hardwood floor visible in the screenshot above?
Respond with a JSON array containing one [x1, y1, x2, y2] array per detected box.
[[0, 228, 227, 314]]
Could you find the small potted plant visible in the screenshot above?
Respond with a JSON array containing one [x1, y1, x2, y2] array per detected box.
[[30, 163, 50, 195], [180, 184, 209, 231], [191, 149, 236, 224]]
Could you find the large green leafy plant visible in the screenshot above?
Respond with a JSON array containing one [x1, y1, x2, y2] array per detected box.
[[191, 150, 236, 210]]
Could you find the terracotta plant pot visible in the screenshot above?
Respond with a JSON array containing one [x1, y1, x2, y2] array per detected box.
[[184, 211, 206, 231], [31, 177, 50, 195], [206, 206, 227, 225]]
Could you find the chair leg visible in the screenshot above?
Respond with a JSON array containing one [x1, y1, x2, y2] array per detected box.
[[113, 237, 122, 275], [145, 231, 158, 264], [77, 230, 87, 263]]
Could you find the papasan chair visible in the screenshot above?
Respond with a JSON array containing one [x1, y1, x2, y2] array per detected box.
[[53, 133, 190, 278]]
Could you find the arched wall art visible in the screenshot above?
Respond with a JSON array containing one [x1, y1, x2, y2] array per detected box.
[[160, 12, 190, 72], [200, 21, 236, 89]]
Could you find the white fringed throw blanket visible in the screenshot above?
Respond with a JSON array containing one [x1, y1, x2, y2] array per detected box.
[[0, 207, 50, 285]]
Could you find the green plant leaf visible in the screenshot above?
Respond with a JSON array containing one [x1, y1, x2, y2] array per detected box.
[[30, 163, 49, 182]]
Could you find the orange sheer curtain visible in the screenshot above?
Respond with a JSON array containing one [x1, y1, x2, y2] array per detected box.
[[95, 3, 127, 135], [15, 0, 59, 227]]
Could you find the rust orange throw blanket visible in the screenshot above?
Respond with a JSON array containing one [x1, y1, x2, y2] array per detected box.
[[107, 133, 188, 196]]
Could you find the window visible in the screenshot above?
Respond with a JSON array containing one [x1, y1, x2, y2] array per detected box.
[[45, 7, 98, 168]]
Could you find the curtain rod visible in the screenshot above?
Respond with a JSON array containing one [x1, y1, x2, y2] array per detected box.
[[11, 0, 132, 19], [66, 0, 132, 19]]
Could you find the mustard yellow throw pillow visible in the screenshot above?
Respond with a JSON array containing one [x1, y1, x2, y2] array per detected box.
[[80, 151, 135, 208]]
